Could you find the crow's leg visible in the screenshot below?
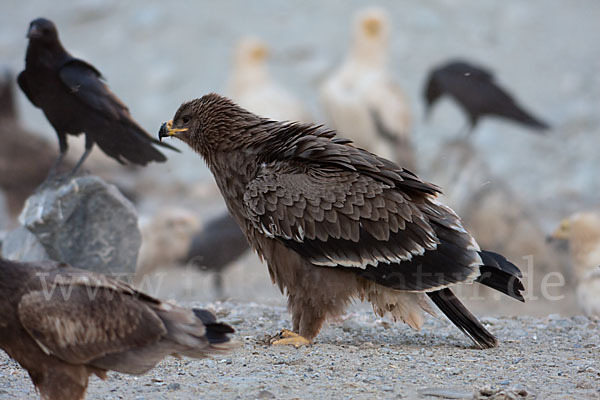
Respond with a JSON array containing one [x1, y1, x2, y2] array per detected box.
[[46, 134, 69, 179], [71, 135, 94, 175]]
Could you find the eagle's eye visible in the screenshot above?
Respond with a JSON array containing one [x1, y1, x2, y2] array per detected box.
[[182, 116, 191, 124]]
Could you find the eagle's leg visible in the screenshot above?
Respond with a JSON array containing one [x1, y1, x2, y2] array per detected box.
[[270, 295, 326, 347], [266, 256, 356, 347]]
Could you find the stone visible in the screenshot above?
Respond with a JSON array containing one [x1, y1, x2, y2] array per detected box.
[[2, 174, 141, 276], [256, 390, 276, 399], [0, 226, 48, 261]]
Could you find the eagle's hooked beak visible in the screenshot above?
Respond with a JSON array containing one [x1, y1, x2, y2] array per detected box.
[[158, 120, 188, 141]]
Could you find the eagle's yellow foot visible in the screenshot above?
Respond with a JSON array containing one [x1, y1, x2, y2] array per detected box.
[[270, 329, 311, 347]]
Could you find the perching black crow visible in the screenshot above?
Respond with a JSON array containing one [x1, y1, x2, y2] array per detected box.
[[18, 18, 178, 175]]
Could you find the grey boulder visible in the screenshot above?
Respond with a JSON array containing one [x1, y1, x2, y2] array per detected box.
[[2, 175, 140, 276]]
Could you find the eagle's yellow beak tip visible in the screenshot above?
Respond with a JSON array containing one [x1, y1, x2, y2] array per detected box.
[[158, 119, 187, 141]]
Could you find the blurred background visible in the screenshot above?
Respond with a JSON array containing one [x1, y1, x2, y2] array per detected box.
[[1, 0, 599, 316]]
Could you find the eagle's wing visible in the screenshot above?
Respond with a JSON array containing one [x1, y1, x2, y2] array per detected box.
[[243, 160, 482, 291], [18, 270, 167, 365]]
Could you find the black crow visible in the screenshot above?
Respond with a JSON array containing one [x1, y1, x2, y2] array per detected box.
[[18, 18, 178, 175], [424, 60, 549, 133]]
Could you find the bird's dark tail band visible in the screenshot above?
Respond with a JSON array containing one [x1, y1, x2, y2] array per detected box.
[[475, 250, 525, 302]]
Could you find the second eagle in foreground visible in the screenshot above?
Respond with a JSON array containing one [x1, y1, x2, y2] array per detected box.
[[159, 94, 525, 349]]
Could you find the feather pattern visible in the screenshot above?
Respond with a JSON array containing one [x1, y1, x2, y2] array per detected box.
[[0, 258, 235, 400], [243, 146, 482, 290], [163, 93, 525, 347]]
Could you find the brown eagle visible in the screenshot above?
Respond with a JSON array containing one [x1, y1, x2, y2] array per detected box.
[[0, 258, 235, 400], [159, 93, 524, 348]]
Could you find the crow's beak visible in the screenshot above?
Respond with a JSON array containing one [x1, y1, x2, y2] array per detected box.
[[158, 120, 187, 141], [27, 25, 41, 39]]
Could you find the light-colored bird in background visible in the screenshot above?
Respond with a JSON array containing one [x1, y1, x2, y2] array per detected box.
[[135, 208, 200, 286], [320, 7, 415, 170], [550, 211, 600, 316], [227, 36, 310, 122], [134, 208, 250, 299]]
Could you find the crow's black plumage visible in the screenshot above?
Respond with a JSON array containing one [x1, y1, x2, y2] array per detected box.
[[18, 18, 178, 175], [424, 60, 549, 133]]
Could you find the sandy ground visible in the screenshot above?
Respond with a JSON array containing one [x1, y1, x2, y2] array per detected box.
[[1, 301, 598, 399]]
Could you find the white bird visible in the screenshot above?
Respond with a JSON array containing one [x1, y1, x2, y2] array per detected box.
[[135, 208, 200, 286], [320, 7, 414, 170], [227, 36, 310, 122], [550, 211, 600, 316]]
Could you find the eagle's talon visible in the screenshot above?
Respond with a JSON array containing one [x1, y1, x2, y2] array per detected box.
[[269, 329, 311, 347]]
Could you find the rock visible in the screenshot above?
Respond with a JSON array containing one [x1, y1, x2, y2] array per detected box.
[[256, 390, 276, 399], [474, 385, 531, 399], [2, 174, 140, 276], [0, 226, 48, 261]]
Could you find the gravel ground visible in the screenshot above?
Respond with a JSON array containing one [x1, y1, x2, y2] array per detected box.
[[1, 301, 598, 399]]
